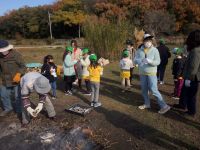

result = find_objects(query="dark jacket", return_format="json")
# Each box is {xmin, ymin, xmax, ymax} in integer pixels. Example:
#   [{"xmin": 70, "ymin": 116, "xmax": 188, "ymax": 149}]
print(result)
[
  {"xmin": 183, "ymin": 46, "xmax": 200, "ymax": 81},
  {"xmin": 41, "ymin": 62, "xmax": 57, "ymax": 82},
  {"xmin": 0, "ymin": 49, "xmax": 26, "ymax": 87},
  {"xmin": 172, "ymin": 57, "xmax": 185, "ymax": 79},
  {"xmin": 157, "ymin": 44, "xmax": 171, "ymax": 66}
]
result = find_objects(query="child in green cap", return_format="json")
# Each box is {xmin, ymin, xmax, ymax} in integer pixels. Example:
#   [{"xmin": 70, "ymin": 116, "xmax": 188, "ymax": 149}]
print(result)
[
  {"xmin": 88, "ymin": 54, "xmax": 103, "ymax": 107},
  {"xmin": 80, "ymin": 48, "xmax": 91, "ymax": 95},
  {"xmin": 171, "ymin": 47, "xmax": 185, "ymax": 100},
  {"xmin": 63, "ymin": 46, "xmax": 78, "ymax": 95},
  {"xmin": 120, "ymin": 50, "xmax": 133, "ymax": 92}
]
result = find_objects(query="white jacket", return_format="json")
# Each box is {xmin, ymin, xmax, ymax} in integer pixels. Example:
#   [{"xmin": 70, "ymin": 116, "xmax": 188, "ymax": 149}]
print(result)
[
  {"xmin": 120, "ymin": 58, "xmax": 133, "ymax": 71},
  {"xmin": 80, "ymin": 55, "xmax": 90, "ymax": 77}
]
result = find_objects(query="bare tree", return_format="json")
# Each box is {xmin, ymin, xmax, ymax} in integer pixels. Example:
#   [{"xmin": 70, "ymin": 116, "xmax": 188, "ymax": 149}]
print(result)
[{"xmin": 144, "ymin": 10, "xmax": 176, "ymax": 36}]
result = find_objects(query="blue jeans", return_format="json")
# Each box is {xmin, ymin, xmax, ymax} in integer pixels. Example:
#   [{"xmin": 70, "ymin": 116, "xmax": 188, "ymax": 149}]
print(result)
[
  {"xmin": 140, "ymin": 75, "xmax": 167, "ymax": 109},
  {"xmin": 50, "ymin": 81, "xmax": 57, "ymax": 97},
  {"xmin": 0, "ymin": 85, "xmax": 22, "ymax": 113}
]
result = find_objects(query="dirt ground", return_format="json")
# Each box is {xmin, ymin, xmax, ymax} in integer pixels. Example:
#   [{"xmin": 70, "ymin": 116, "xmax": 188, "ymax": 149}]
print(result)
[{"xmin": 0, "ymin": 48, "xmax": 200, "ymax": 150}]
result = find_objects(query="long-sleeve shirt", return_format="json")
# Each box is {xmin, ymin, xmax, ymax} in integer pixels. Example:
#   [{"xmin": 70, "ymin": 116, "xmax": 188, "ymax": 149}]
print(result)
[
  {"xmin": 80, "ymin": 55, "xmax": 90, "ymax": 77},
  {"xmin": 120, "ymin": 58, "xmax": 133, "ymax": 71},
  {"xmin": 172, "ymin": 56, "xmax": 185, "ymax": 79},
  {"xmin": 134, "ymin": 46, "xmax": 160, "ymax": 76},
  {"xmin": 88, "ymin": 65, "xmax": 103, "ymax": 83},
  {"xmin": 63, "ymin": 54, "xmax": 77, "ymax": 76},
  {"xmin": 183, "ymin": 46, "xmax": 200, "ymax": 81},
  {"xmin": 41, "ymin": 62, "xmax": 57, "ymax": 82},
  {"xmin": 157, "ymin": 44, "xmax": 171, "ymax": 66},
  {"xmin": 20, "ymin": 72, "xmax": 47, "ymax": 108}
]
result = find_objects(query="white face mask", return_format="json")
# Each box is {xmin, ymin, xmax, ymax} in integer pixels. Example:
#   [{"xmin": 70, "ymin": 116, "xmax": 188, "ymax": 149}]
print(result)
[
  {"xmin": 144, "ymin": 41, "xmax": 152, "ymax": 48},
  {"xmin": 1, "ymin": 51, "xmax": 9, "ymax": 55}
]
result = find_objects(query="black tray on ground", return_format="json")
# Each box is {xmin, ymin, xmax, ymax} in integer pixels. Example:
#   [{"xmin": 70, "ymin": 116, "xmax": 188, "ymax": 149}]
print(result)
[{"xmin": 65, "ymin": 103, "xmax": 93, "ymax": 116}]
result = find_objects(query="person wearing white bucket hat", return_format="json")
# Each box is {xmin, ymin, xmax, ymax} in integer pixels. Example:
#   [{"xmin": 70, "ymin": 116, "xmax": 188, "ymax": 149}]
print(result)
[
  {"xmin": 0, "ymin": 40, "xmax": 26, "ymax": 117},
  {"xmin": 134, "ymin": 34, "xmax": 170, "ymax": 114},
  {"xmin": 20, "ymin": 72, "xmax": 56, "ymax": 124}
]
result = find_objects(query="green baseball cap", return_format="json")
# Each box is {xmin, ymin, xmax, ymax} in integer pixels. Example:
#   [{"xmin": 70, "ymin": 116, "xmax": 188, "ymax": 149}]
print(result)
[
  {"xmin": 123, "ymin": 50, "xmax": 129, "ymax": 57},
  {"xmin": 159, "ymin": 38, "xmax": 165, "ymax": 44},
  {"xmin": 176, "ymin": 48, "xmax": 183, "ymax": 55},
  {"xmin": 66, "ymin": 46, "xmax": 73, "ymax": 52},
  {"xmin": 82, "ymin": 48, "xmax": 89, "ymax": 54},
  {"xmin": 89, "ymin": 54, "xmax": 97, "ymax": 61}
]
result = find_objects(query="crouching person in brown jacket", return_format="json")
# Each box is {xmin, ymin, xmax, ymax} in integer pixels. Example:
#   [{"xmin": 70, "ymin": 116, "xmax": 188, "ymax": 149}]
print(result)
[
  {"xmin": 0, "ymin": 40, "xmax": 25, "ymax": 117},
  {"xmin": 20, "ymin": 72, "xmax": 56, "ymax": 124}
]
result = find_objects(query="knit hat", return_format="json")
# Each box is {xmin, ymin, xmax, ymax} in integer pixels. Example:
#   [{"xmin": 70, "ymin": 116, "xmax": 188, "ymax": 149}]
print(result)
[
  {"xmin": 159, "ymin": 38, "xmax": 165, "ymax": 44},
  {"xmin": 33, "ymin": 76, "xmax": 51, "ymax": 94},
  {"xmin": 65, "ymin": 46, "xmax": 73, "ymax": 52},
  {"xmin": 123, "ymin": 50, "xmax": 129, "ymax": 57},
  {"xmin": 89, "ymin": 54, "xmax": 97, "ymax": 61},
  {"xmin": 82, "ymin": 48, "xmax": 89, "ymax": 54},
  {"xmin": 143, "ymin": 34, "xmax": 154, "ymax": 41},
  {"xmin": 0, "ymin": 40, "xmax": 13, "ymax": 52}
]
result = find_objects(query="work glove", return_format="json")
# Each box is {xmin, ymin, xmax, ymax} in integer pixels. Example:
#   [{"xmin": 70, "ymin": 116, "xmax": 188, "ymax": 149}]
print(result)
[
  {"xmin": 142, "ymin": 58, "xmax": 147, "ymax": 64},
  {"xmin": 145, "ymin": 58, "xmax": 153, "ymax": 64},
  {"xmin": 185, "ymin": 79, "xmax": 191, "ymax": 87},
  {"xmin": 13, "ymin": 73, "xmax": 21, "ymax": 83},
  {"xmin": 27, "ymin": 107, "xmax": 37, "ymax": 117},
  {"xmin": 35, "ymin": 103, "xmax": 44, "ymax": 115}
]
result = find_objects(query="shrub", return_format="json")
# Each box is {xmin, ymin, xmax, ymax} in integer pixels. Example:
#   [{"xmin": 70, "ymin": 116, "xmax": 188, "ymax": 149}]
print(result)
[{"xmin": 83, "ymin": 16, "xmax": 133, "ymax": 60}]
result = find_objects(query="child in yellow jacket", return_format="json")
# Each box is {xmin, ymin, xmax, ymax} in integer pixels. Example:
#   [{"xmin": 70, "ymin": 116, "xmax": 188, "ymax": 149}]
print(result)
[{"xmin": 88, "ymin": 54, "xmax": 103, "ymax": 107}]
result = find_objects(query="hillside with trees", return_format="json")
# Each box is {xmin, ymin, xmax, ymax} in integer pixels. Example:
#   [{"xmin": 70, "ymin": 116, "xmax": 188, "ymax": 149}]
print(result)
[{"xmin": 0, "ymin": 0, "xmax": 199, "ymax": 39}]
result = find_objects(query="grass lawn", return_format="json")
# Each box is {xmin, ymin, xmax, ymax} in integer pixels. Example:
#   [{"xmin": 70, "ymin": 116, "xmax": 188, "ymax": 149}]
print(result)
[{"xmin": 0, "ymin": 47, "xmax": 199, "ymax": 150}]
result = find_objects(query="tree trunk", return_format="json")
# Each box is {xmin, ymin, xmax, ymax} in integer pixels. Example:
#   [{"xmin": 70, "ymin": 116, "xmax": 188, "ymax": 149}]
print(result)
[{"xmin": 78, "ymin": 24, "xmax": 81, "ymax": 38}]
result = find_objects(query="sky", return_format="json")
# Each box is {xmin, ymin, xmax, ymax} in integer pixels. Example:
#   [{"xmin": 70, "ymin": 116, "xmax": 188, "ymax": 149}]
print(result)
[{"xmin": 0, "ymin": 0, "xmax": 55, "ymax": 16}]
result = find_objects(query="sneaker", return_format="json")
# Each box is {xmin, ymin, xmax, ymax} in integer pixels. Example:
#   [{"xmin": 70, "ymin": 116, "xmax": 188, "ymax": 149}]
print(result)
[
  {"xmin": 159, "ymin": 81, "xmax": 164, "ymax": 85},
  {"xmin": 94, "ymin": 102, "xmax": 102, "ymax": 108},
  {"xmin": 65, "ymin": 91, "xmax": 72, "ymax": 95},
  {"xmin": 121, "ymin": 90, "xmax": 125, "ymax": 93},
  {"xmin": 138, "ymin": 104, "xmax": 150, "ymax": 110},
  {"xmin": 91, "ymin": 101, "xmax": 95, "ymax": 107},
  {"xmin": 82, "ymin": 92, "xmax": 92, "ymax": 96},
  {"xmin": 126, "ymin": 87, "xmax": 131, "ymax": 91},
  {"xmin": 0, "ymin": 110, "xmax": 12, "ymax": 117},
  {"xmin": 158, "ymin": 105, "xmax": 171, "ymax": 114},
  {"xmin": 52, "ymin": 96, "xmax": 56, "ymax": 100},
  {"xmin": 72, "ymin": 81, "xmax": 78, "ymax": 85},
  {"xmin": 172, "ymin": 96, "xmax": 180, "ymax": 100}
]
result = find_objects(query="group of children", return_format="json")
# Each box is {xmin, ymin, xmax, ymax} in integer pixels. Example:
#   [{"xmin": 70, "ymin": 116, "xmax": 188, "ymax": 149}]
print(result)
[
  {"xmin": 119, "ymin": 39, "xmax": 187, "ymax": 102},
  {"xmin": 41, "ymin": 40, "xmax": 103, "ymax": 108},
  {"xmin": 40, "ymin": 38, "xmax": 187, "ymax": 111}
]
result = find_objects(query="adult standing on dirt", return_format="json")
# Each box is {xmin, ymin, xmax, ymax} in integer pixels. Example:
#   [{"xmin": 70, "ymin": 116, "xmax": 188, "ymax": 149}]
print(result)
[
  {"xmin": 134, "ymin": 34, "xmax": 171, "ymax": 114},
  {"xmin": 0, "ymin": 40, "xmax": 26, "ymax": 117},
  {"xmin": 21, "ymin": 72, "xmax": 56, "ymax": 124},
  {"xmin": 174, "ymin": 30, "xmax": 200, "ymax": 116},
  {"xmin": 157, "ymin": 38, "xmax": 171, "ymax": 85}
]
